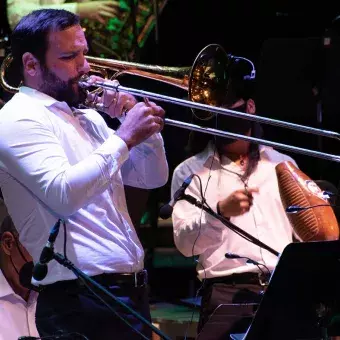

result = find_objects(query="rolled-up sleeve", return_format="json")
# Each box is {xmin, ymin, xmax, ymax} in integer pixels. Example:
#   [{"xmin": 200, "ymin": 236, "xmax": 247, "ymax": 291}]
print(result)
[{"xmin": 120, "ymin": 132, "xmax": 169, "ymax": 189}]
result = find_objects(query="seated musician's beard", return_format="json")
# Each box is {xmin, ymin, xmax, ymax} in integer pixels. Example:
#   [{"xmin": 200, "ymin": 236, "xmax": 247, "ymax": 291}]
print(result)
[
  {"xmin": 39, "ymin": 65, "xmax": 88, "ymax": 107},
  {"xmin": 215, "ymin": 115, "xmax": 252, "ymax": 147}
]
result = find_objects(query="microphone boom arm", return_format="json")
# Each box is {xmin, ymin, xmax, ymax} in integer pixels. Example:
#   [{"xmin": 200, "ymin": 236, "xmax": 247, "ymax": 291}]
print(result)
[{"xmin": 181, "ymin": 194, "xmax": 280, "ymax": 257}]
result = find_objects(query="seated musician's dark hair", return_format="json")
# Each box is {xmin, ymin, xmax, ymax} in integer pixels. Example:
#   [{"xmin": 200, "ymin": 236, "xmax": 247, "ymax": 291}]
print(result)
[
  {"xmin": 222, "ymin": 55, "xmax": 256, "ymax": 106},
  {"xmin": 10, "ymin": 9, "xmax": 80, "ymax": 78}
]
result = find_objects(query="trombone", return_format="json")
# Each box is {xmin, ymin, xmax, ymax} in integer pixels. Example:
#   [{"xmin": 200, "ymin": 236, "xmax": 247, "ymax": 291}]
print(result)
[{"xmin": 1, "ymin": 44, "xmax": 340, "ymax": 162}]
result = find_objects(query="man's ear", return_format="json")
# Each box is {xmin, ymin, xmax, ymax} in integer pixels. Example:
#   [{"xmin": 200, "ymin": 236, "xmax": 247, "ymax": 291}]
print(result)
[
  {"xmin": 246, "ymin": 98, "xmax": 256, "ymax": 114},
  {"xmin": 1, "ymin": 231, "xmax": 15, "ymax": 256},
  {"xmin": 22, "ymin": 52, "xmax": 41, "ymax": 77}
]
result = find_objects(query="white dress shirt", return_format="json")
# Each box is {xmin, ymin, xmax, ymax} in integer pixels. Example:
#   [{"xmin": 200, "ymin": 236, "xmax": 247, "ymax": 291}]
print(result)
[
  {"xmin": 171, "ymin": 142, "xmax": 296, "ymax": 280},
  {"xmin": 0, "ymin": 86, "xmax": 168, "ymax": 285},
  {"xmin": 0, "ymin": 270, "xmax": 39, "ymax": 340},
  {"xmin": 7, "ymin": 0, "xmax": 79, "ymax": 30}
]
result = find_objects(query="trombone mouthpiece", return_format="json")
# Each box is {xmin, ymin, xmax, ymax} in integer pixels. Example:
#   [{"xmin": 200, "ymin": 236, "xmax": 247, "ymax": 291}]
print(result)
[{"xmin": 78, "ymin": 75, "xmax": 91, "ymax": 88}]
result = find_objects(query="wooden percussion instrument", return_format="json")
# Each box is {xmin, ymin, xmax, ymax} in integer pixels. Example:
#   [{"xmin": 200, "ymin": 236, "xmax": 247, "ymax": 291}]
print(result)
[{"xmin": 276, "ymin": 161, "xmax": 339, "ymax": 241}]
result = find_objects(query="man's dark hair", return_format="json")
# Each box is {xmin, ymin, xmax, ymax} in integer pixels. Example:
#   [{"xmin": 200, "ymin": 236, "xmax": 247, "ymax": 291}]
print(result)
[
  {"xmin": 10, "ymin": 9, "xmax": 80, "ymax": 77},
  {"xmin": 222, "ymin": 56, "xmax": 256, "ymax": 106}
]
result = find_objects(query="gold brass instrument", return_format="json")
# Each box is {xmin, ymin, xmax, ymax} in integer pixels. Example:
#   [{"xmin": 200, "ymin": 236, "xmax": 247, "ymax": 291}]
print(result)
[
  {"xmin": 1, "ymin": 44, "xmax": 340, "ymax": 163},
  {"xmin": 1, "ymin": 44, "xmax": 230, "ymax": 115},
  {"xmin": 0, "ymin": 53, "xmax": 17, "ymax": 93},
  {"xmin": 85, "ymin": 54, "xmax": 190, "ymax": 90}
]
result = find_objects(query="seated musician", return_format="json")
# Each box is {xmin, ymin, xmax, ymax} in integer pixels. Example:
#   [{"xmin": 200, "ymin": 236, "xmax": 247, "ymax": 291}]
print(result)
[
  {"xmin": 171, "ymin": 55, "xmax": 298, "ymax": 337},
  {"xmin": 0, "ymin": 198, "xmax": 40, "ymax": 340}
]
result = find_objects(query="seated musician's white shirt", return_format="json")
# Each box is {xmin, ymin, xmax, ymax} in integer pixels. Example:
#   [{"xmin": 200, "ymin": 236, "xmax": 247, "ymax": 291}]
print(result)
[
  {"xmin": 0, "ymin": 270, "xmax": 39, "ymax": 340},
  {"xmin": 172, "ymin": 142, "xmax": 297, "ymax": 280}
]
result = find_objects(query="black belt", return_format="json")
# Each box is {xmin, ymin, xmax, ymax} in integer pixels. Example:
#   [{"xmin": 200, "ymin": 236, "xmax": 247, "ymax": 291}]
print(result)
[
  {"xmin": 39, "ymin": 269, "xmax": 148, "ymax": 291},
  {"xmin": 205, "ymin": 272, "xmax": 271, "ymax": 286}
]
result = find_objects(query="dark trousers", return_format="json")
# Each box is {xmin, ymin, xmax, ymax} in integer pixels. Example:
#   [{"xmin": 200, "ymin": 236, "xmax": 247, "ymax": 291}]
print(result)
[
  {"xmin": 35, "ymin": 274, "xmax": 152, "ymax": 340},
  {"xmin": 197, "ymin": 280, "xmax": 265, "ymax": 340}
]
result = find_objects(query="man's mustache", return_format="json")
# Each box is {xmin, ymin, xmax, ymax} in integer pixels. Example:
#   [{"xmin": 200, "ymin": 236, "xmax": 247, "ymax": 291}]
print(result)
[{"xmin": 70, "ymin": 73, "xmax": 86, "ymax": 84}]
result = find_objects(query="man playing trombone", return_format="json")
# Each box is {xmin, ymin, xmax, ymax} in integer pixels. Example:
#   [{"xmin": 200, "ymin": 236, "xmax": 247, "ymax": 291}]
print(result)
[
  {"xmin": 0, "ymin": 8, "xmax": 168, "ymax": 339},
  {"xmin": 171, "ymin": 55, "xmax": 298, "ymax": 338}
]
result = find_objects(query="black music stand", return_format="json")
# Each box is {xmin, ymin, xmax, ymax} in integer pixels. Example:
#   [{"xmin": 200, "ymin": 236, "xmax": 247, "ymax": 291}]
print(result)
[
  {"xmin": 196, "ymin": 303, "xmax": 258, "ymax": 340},
  {"xmin": 240, "ymin": 240, "xmax": 340, "ymax": 340},
  {"xmin": 230, "ymin": 335, "xmax": 246, "ymax": 340}
]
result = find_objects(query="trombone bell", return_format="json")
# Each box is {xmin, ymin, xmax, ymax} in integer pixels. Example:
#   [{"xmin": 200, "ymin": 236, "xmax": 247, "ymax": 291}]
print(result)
[{"xmin": 84, "ymin": 44, "xmax": 231, "ymax": 122}]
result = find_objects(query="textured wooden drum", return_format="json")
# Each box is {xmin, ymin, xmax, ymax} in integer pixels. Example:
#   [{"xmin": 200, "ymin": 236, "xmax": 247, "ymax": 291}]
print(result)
[{"xmin": 276, "ymin": 161, "xmax": 339, "ymax": 241}]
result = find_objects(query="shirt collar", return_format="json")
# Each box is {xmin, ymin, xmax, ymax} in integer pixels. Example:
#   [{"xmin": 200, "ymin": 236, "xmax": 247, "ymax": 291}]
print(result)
[
  {"xmin": 198, "ymin": 141, "xmax": 219, "ymax": 167},
  {"xmin": 19, "ymin": 86, "xmax": 74, "ymax": 115},
  {"xmin": 0, "ymin": 269, "xmax": 15, "ymax": 299}
]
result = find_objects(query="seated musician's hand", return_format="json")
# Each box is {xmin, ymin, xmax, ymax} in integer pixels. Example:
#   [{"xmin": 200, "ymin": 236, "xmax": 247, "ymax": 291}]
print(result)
[
  {"xmin": 77, "ymin": 1, "xmax": 124, "ymax": 25},
  {"xmin": 217, "ymin": 187, "xmax": 259, "ymax": 218}
]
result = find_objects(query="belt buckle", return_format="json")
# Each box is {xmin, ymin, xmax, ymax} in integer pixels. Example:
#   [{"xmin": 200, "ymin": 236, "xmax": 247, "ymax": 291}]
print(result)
[
  {"xmin": 134, "ymin": 272, "xmax": 138, "ymax": 288},
  {"xmin": 258, "ymin": 273, "xmax": 269, "ymax": 287},
  {"xmin": 134, "ymin": 270, "xmax": 148, "ymax": 288}
]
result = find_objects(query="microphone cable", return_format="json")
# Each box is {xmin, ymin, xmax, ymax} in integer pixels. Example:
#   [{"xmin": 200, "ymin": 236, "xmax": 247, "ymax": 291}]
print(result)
[
  {"xmin": 183, "ymin": 133, "xmax": 218, "ymax": 340},
  {"xmin": 225, "ymin": 253, "xmax": 271, "ymax": 277}
]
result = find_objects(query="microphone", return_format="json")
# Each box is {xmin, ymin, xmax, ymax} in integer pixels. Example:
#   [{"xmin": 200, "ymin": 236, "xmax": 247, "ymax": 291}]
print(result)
[
  {"xmin": 32, "ymin": 219, "xmax": 62, "ymax": 281},
  {"xmin": 225, "ymin": 252, "xmax": 261, "ymax": 266},
  {"xmin": 323, "ymin": 190, "xmax": 339, "ymax": 197},
  {"xmin": 285, "ymin": 187, "xmax": 340, "ymax": 213},
  {"xmin": 285, "ymin": 204, "xmax": 339, "ymax": 214},
  {"xmin": 159, "ymin": 174, "xmax": 195, "ymax": 219}
]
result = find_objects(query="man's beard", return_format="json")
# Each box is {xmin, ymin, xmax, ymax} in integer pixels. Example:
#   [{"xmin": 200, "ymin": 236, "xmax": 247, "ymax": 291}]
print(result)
[
  {"xmin": 38, "ymin": 66, "xmax": 87, "ymax": 107},
  {"xmin": 214, "ymin": 103, "xmax": 252, "ymax": 146}
]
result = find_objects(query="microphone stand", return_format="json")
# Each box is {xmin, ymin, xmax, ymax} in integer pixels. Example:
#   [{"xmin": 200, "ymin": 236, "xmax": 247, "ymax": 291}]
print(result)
[
  {"xmin": 179, "ymin": 194, "xmax": 280, "ymax": 257},
  {"xmin": 48, "ymin": 252, "xmax": 171, "ymax": 340}
]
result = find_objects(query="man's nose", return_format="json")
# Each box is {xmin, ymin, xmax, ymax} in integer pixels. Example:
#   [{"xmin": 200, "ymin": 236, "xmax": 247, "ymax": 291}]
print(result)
[{"xmin": 78, "ymin": 56, "xmax": 91, "ymax": 74}]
